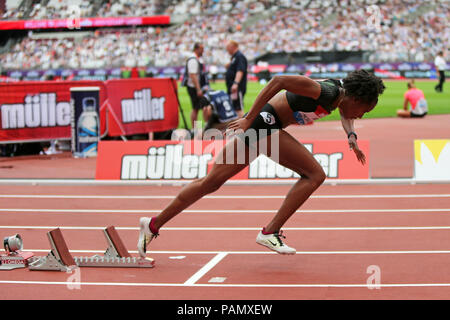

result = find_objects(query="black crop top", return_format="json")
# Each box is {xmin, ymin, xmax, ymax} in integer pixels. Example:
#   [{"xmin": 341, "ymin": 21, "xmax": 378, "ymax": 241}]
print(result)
[{"xmin": 286, "ymin": 79, "xmax": 342, "ymax": 125}]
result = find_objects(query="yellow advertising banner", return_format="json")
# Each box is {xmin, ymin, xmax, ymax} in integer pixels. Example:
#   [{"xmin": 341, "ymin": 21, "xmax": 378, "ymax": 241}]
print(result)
[{"xmin": 414, "ymin": 140, "xmax": 450, "ymax": 180}]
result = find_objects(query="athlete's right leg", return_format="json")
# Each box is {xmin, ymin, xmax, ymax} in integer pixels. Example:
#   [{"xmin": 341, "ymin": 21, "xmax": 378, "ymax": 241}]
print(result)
[{"xmin": 138, "ymin": 137, "xmax": 250, "ymax": 256}]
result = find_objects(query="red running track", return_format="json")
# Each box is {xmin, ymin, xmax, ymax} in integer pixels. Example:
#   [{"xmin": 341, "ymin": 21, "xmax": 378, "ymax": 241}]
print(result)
[{"xmin": 1, "ymin": 183, "xmax": 450, "ymax": 300}]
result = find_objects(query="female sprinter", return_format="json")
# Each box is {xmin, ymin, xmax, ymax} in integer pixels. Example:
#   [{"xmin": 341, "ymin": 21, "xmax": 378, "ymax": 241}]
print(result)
[{"xmin": 138, "ymin": 69, "xmax": 385, "ymax": 255}]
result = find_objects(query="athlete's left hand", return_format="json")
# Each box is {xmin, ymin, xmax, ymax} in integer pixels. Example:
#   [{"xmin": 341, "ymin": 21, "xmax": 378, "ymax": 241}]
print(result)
[
  {"xmin": 226, "ymin": 117, "xmax": 251, "ymax": 136},
  {"xmin": 349, "ymin": 136, "xmax": 366, "ymax": 165}
]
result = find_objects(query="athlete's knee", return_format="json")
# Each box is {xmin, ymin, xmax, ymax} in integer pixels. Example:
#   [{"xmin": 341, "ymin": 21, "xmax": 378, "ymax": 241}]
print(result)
[{"xmin": 303, "ymin": 169, "xmax": 326, "ymax": 188}]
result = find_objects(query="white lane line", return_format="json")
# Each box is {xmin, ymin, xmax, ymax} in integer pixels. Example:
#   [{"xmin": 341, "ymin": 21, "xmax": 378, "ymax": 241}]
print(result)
[
  {"xmin": 1, "ymin": 208, "xmax": 450, "ymax": 214},
  {"xmin": 3, "ymin": 225, "xmax": 450, "ymax": 231},
  {"xmin": 0, "ymin": 177, "xmax": 449, "ymax": 185},
  {"xmin": 184, "ymin": 252, "xmax": 228, "ymax": 285},
  {"xmin": 1, "ymin": 280, "xmax": 450, "ymax": 288},
  {"xmin": 3, "ymin": 249, "xmax": 450, "ymax": 255},
  {"xmin": 0, "ymin": 194, "xmax": 450, "ymax": 199}
]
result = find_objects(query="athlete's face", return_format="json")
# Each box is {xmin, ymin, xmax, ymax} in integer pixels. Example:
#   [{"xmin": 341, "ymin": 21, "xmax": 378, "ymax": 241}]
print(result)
[{"xmin": 340, "ymin": 96, "xmax": 376, "ymax": 119}]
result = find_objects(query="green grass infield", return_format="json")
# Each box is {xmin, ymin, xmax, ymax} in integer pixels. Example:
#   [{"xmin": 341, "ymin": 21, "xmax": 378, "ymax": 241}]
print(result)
[{"xmin": 177, "ymin": 80, "xmax": 449, "ymax": 128}]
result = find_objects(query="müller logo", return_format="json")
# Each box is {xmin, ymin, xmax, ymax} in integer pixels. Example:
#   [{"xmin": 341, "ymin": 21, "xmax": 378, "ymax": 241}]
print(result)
[
  {"xmin": 1, "ymin": 93, "xmax": 71, "ymax": 129},
  {"xmin": 121, "ymin": 144, "xmax": 213, "ymax": 180},
  {"xmin": 121, "ymin": 89, "xmax": 166, "ymax": 124},
  {"xmin": 249, "ymin": 144, "xmax": 343, "ymax": 179}
]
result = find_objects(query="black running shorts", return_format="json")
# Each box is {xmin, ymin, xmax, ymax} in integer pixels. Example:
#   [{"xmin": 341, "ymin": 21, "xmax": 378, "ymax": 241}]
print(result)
[{"xmin": 238, "ymin": 103, "xmax": 283, "ymax": 146}]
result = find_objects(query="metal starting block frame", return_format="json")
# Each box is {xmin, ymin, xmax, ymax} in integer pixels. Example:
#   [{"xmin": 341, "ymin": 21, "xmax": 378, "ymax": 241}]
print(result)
[{"xmin": 29, "ymin": 226, "xmax": 154, "ymax": 271}]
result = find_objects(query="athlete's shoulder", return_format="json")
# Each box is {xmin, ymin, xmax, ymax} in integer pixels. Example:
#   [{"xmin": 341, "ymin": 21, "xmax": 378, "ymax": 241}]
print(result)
[
  {"xmin": 317, "ymin": 79, "xmax": 341, "ymax": 110},
  {"xmin": 321, "ymin": 78, "xmax": 343, "ymax": 88}
]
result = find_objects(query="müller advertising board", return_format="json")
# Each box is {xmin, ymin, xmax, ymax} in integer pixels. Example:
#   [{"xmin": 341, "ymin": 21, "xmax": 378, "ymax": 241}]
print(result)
[
  {"xmin": 95, "ymin": 140, "xmax": 370, "ymax": 180},
  {"xmin": 0, "ymin": 81, "xmax": 105, "ymax": 143},
  {"xmin": 0, "ymin": 78, "xmax": 179, "ymax": 143}
]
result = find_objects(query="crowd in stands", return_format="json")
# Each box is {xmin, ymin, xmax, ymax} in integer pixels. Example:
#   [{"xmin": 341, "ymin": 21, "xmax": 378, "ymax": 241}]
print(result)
[
  {"xmin": 1, "ymin": 0, "xmax": 178, "ymax": 20},
  {"xmin": 0, "ymin": 0, "xmax": 448, "ymax": 70}
]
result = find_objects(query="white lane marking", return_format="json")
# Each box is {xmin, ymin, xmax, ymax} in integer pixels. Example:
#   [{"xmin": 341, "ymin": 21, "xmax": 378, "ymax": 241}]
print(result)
[
  {"xmin": 1, "ymin": 208, "xmax": 450, "ymax": 214},
  {"xmin": 1, "ymin": 280, "xmax": 450, "ymax": 288},
  {"xmin": 3, "ymin": 249, "xmax": 450, "ymax": 255},
  {"xmin": 0, "ymin": 194, "xmax": 449, "ymax": 199},
  {"xmin": 208, "ymin": 277, "xmax": 227, "ymax": 283},
  {"xmin": 3, "ymin": 225, "xmax": 450, "ymax": 231},
  {"xmin": 184, "ymin": 252, "xmax": 228, "ymax": 285},
  {"xmin": 0, "ymin": 177, "xmax": 449, "ymax": 185}
]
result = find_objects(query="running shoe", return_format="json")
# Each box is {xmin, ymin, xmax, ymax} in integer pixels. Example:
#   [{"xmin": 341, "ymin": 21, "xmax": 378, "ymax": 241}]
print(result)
[
  {"xmin": 137, "ymin": 217, "xmax": 159, "ymax": 258},
  {"xmin": 256, "ymin": 229, "xmax": 296, "ymax": 255}
]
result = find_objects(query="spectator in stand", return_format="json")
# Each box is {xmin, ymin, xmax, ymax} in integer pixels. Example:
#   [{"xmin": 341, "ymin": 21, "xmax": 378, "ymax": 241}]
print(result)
[
  {"xmin": 0, "ymin": 0, "xmax": 448, "ymax": 69},
  {"xmin": 397, "ymin": 80, "xmax": 428, "ymax": 118},
  {"xmin": 225, "ymin": 40, "xmax": 247, "ymax": 118},
  {"xmin": 434, "ymin": 51, "xmax": 447, "ymax": 93}
]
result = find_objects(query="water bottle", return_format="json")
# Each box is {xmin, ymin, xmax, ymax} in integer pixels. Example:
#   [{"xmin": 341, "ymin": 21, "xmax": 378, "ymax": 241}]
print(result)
[{"xmin": 77, "ymin": 97, "xmax": 99, "ymax": 157}]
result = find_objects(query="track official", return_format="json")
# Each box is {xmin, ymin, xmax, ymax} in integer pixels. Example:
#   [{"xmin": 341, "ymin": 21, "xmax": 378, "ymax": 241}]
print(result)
[{"xmin": 225, "ymin": 40, "xmax": 247, "ymax": 118}]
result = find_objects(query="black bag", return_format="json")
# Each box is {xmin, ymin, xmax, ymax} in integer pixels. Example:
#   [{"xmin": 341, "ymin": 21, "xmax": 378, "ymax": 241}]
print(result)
[{"xmin": 0, "ymin": 143, "xmax": 44, "ymax": 157}]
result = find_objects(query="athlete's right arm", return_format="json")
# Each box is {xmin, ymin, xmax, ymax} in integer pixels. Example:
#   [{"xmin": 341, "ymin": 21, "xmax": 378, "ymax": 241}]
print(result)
[{"xmin": 227, "ymin": 76, "xmax": 320, "ymax": 132}]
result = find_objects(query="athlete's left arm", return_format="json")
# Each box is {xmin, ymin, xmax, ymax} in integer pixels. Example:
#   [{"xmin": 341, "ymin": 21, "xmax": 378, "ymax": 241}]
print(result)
[{"xmin": 340, "ymin": 111, "xmax": 366, "ymax": 165}]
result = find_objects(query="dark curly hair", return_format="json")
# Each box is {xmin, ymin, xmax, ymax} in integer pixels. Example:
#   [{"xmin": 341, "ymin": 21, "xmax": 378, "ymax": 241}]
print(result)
[{"xmin": 343, "ymin": 70, "xmax": 386, "ymax": 105}]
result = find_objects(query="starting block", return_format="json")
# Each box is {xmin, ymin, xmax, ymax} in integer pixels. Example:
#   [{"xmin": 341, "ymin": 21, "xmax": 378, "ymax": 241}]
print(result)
[
  {"xmin": 29, "ymin": 228, "xmax": 78, "ymax": 271},
  {"xmin": 29, "ymin": 226, "xmax": 154, "ymax": 271}
]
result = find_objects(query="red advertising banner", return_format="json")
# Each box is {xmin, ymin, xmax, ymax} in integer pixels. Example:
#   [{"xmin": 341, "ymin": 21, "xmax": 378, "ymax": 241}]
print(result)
[
  {"xmin": 0, "ymin": 78, "xmax": 179, "ymax": 142},
  {"xmin": 0, "ymin": 81, "xmax": 106, "ymax": 143},
  {"xmin": 105, "ymin": 78, "xmax": 179, "ymax": 136},
  {"xmin": 96, "ymin": 140, "xmax": 370, "ymax": 180},
  {"xmin": 0, "ymin": 15, "xmax": 170, "ymax": 31}
]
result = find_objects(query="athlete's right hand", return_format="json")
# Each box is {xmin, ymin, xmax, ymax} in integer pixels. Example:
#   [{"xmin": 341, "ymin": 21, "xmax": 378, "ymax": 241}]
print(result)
[{"xmin": 225, "ymin": 117, "xmax": 251, "ymax": 136}]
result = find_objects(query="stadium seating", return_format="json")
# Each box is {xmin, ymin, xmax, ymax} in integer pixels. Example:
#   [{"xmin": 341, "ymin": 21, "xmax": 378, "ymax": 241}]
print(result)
[{"xmin": 0, "ymin": 0, "xmax": 448, "ymax": 69}]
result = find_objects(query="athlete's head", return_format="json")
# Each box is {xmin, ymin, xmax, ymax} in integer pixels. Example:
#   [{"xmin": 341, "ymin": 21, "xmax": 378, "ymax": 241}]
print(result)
[
  {"xmin": 340, "ymin": 69, "xmax": 385, "ymax": 119},
  {"xmin": 407, "ymin": 79, "xmax": 416, "ymax": 89}
]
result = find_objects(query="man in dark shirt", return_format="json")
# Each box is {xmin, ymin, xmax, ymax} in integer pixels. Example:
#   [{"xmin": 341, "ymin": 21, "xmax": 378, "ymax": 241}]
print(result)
[{"xmin": 225, "ymin": 40, "xmax": 247, "ymax": 118}]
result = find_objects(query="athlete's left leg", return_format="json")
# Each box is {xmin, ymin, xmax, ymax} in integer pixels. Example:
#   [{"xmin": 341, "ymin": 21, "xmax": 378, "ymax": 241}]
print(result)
[
  {"xmin": 137, "ymin": 137, "xmax": 250, "ymax": 257},
  {"xmin": 262, "ymin": 130, "xmax": 326, "ymax": 234},
  {"xmin": 255, "ymin": 130, "xmax": 326, "ymax": 254}
]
